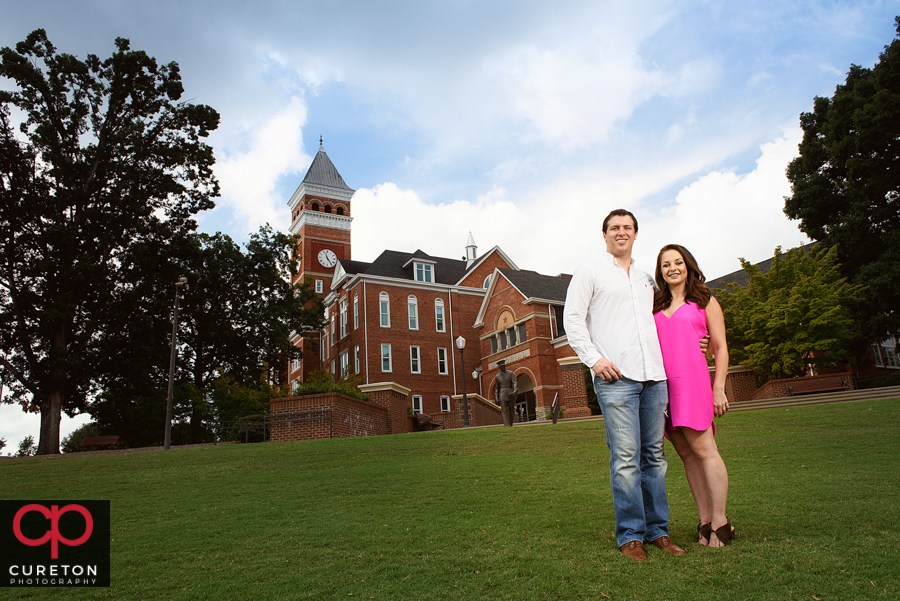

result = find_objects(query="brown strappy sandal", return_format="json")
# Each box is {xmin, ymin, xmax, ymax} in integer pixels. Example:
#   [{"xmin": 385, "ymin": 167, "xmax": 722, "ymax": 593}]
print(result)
[
  {"xmin": 711, "ymin": 521, "xmax": 735, "ymax": 546},
  {"xmin": 698, "ymin": 521, "xmax": 712, "ymax": 545}
]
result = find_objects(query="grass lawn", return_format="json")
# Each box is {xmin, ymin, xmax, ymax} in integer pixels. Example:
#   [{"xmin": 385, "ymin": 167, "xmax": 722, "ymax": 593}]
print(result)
[{"xmin": 2, "ymin": 398, "xmax": 899, "ymax": 600}]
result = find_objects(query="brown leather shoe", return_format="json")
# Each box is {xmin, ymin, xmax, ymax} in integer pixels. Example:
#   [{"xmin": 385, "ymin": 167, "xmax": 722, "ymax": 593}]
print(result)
[
  {"xmin": 620, "ymin": 540, "xmax": 647, "ymax": 561},
  {"xmin": 649, "ymin": 536, "xmax": 688, "ymax": 556}
]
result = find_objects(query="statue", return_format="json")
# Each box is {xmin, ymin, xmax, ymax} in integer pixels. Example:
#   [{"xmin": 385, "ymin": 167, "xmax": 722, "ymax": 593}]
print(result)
[{"xmin": 493, "ymin": 360, "xmax": 518, "ymax": 427}]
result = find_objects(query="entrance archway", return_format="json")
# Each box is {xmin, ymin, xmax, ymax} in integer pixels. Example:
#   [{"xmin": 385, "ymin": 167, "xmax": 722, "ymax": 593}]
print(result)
[{"xmin": 515, "ymin": 373, "xmax": 536, "ymax": 422}]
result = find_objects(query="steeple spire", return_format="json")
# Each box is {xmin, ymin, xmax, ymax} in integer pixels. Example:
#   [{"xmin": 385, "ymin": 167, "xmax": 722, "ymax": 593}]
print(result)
[{"xmin": 465, "ymin": 231, "xmax": 477, "ymax": 268}]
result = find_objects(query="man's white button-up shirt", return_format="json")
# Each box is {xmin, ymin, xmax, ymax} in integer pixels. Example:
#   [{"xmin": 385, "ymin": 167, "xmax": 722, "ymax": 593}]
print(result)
[{"xmin": 563, "ymin": 252, "xmax": 666, "ymax": 382}]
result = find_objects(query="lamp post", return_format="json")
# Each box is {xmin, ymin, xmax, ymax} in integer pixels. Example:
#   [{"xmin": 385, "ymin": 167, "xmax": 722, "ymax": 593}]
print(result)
[
  {"xmin": 455, "ymin": 336, "xmax": 470, "ymax": 427},
  {"xmin": 164, "ymin": 276, "xmax": 188, "ymax": 450}
]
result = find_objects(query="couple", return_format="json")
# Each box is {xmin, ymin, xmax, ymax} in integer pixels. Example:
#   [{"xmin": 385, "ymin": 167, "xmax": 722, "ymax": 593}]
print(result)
[{"xmin": 563, "ymin": 209, "xmax": 733, "ymax": 561}]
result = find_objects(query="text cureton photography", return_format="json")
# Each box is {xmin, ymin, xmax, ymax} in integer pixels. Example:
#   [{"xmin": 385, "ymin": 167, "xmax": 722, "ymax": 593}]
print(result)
[{"xmin": 1, "ymin": 500, "xmax": 110, "ymax": 588}]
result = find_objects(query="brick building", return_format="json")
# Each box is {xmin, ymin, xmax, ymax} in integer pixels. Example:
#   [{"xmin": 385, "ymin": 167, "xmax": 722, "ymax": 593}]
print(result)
[{"xmin": 285, "ymin": 143, "xmax": 591, "ymax": 426}]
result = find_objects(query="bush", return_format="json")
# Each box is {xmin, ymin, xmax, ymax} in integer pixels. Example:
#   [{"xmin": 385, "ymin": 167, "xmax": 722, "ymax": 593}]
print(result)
[
  {"xmin": 61, "ymin": 423, "xmax": 102, "ymax": 454},
  {"xmin": 292, "ymin": 370, "xmax": 368, "ymax": 401}
]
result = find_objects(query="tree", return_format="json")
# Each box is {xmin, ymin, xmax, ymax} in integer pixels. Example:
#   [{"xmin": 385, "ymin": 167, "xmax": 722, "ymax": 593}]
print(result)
[
  {"xmin": 0, "ymin": 30, "xmax": 219, "ymax": 454},
  {"xmin": 16, "ymin": 435, "xmax": 37, "ymax": 457},
  {"xmin": 784, "ymin": 16, "xmax": 900, "ymax": 346},
  {"xmin": 88, "ymin": 227, "xmax": 325, "ymax": 447},
  {"xmin": 716, "ymin": 245, "xmax": 860, "ymax": 380}
]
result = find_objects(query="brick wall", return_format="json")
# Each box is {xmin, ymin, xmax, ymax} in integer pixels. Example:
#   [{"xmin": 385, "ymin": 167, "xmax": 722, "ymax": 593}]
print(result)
[
  {"xmin": 270, "ymin": 393, "xmax": 387, "ymax": 441},
  {"xmin": 749, "ymin": 372, "xmax": 855, "ymax": 400}
]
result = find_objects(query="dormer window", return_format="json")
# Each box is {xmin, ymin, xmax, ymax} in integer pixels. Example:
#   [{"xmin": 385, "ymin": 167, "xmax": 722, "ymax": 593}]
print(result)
[{"xmin": 415, "ymin": 262, "xmax": 433, "ymax": 283}]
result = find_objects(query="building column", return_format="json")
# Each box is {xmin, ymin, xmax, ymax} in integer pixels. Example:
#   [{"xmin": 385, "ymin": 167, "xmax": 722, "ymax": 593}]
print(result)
[
  {"xmin": 359, "ymin": 382, "xmax": 412, "ymax": 435},
  {"xmin": 558, "ymin": 356, "xmax": 591, "ymax": 419}
]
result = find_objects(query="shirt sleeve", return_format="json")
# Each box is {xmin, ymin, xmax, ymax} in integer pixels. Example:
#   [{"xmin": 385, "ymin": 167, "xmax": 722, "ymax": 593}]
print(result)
[{"xmin": 563, "ymin": 263, "xmax": 602, "ymax": 369}]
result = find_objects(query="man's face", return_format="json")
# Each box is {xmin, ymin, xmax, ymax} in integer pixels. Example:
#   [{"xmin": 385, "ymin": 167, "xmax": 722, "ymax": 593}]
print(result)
[{"xmin": 602, "ymin": 215, "xmax": 638, "ymax": 257}]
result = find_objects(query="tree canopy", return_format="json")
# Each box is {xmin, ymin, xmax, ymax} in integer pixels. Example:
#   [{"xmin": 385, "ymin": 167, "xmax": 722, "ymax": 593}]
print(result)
[
  {"xmin": 784, "ymin": 16, "xmax": 900, "ymax": 345},
  {"xmin": 715, "ymin": 245, "xmax": 860, "ymax": 380},
  {"xmin": 89, "ymin": 227, "xmax": 325, "ymax": 448},
  {"xmin": 0, "ymin": 29, "xmax": 219, "ymax": 453}
]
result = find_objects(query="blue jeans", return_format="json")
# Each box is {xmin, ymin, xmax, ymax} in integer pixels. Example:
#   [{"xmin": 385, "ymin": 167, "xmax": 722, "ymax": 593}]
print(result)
[{"xmin": 594, "ymin": 376, "xmax": 670, "ymax": 547}]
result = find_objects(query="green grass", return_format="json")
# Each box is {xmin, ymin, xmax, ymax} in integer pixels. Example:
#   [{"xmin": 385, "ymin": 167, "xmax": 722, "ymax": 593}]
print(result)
[{"xmin": 2, "ymin": 398, "xmax": 899, "ymax": 600}]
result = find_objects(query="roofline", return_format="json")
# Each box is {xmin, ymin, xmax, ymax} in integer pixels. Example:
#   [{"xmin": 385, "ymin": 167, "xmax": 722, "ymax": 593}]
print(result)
[
  {"xmin": 455, "ymin": 245, "xmax": 519, "ymax": 286},
  {"xmin": 324, "ymin": 272, "xmax": 488, "ymax": 306}
]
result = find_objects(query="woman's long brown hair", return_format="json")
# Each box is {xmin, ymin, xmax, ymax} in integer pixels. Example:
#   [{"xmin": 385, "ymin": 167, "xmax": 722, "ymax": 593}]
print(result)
[{"xmin": 653, "ymin": 244, "xmax": 711, "ymax": 313}]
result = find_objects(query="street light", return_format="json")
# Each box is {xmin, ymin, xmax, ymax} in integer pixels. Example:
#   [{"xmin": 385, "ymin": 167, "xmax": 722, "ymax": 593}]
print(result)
[
  {"xmin": 164, "ymin": 276, "xmax": 188, "ymax": 450},
  {"xmin": 455, "ymin": 335, "xmax": 470, "ymax": 427}
]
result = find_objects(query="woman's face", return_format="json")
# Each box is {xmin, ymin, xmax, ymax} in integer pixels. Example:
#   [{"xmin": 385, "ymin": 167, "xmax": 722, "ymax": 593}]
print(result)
[{"xmin": 659, "ymin": 249, "xmax": 687, "ymax": 288}]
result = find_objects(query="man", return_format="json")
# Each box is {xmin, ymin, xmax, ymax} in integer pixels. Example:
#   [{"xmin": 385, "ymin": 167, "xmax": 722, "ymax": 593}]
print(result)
[
  {"xmin": 563, "ymin": 209, "xmax": 687, "ymax": 561},
  {"xmin": 493, "ymin": 360, "xmax": 518, "ymax": 427}
]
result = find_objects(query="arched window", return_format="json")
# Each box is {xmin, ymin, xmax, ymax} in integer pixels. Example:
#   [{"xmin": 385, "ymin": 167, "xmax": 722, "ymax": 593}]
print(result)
[
  {"xmin": 434, "ymin": 298, "xmax": 445, "ymax": 332},
  {"xmin": 379, "ymin": 292, "xmax": 390, "ymax": 327},
  {"xmin": 324, "ymin": 205, "xmax": 332, "ymax": 214},
  {"xmin": 408, "ymin": 295, "xmax": 418, "ymax": 330},
  {"xmin": 312, "ymin": 202, "xmax": 319, "ymax": 211},
  {"xmin": 483, "ymin": 275, "xmax": 492, "ymax": 289},
  {"xmin": 336, "ymin": 206, "xmax": 344, "ymax": 215}
]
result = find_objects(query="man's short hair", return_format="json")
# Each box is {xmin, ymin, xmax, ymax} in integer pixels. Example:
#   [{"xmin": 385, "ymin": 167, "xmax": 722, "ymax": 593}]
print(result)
[{"xmin": 602, "ymin": 209, "xmax": 638, "ymax": 233}]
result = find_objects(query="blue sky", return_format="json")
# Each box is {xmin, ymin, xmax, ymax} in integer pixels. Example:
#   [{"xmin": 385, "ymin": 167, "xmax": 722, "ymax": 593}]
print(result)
[{"xmin": 2, "ymin": 0, "xmax": 898, "ymax": 451}]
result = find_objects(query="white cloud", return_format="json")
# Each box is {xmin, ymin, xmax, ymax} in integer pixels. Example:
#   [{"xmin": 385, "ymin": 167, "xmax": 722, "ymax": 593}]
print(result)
[
  {"xmin": 203, "ymin": 96, "xmax": 309, "ymax": 236},
  {"xmin": 639, "ymin": 125, "xmax": 810, "ymax": 279}
]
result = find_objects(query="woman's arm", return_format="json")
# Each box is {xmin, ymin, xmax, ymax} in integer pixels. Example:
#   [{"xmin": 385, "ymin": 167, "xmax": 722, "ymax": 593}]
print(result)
[{"xmin": 706, "ymin": 296, "xmax": 730, "ymax": 417}]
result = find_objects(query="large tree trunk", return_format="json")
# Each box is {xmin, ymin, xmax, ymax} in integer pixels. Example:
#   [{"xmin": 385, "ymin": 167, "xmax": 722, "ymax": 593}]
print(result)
[
  {"xmin": 37, "ymin": 329, "xmax": 67, "ymax": 455},
  {"xmin": 37, "ymin": 389, "xmax": 62, "ymax": 455}
]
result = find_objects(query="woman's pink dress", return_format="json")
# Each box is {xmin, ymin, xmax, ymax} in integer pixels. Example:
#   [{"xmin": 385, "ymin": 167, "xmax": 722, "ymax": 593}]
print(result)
[{"xmin": 654, "ymin": 301, "xmax": 714, "ymax": 433}]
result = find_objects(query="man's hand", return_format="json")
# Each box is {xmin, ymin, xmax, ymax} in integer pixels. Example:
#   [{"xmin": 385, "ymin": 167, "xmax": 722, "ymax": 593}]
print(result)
[
  {"xmin": 591, "ymin": 358, "xmax": 622, "ymax": 382},
  {"xmin": 699, "ymin": 335, "xmax": 710, "ymax": 357}
]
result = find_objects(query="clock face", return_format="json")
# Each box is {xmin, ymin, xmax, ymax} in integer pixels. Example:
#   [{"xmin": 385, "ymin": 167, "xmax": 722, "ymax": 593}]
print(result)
[{"xmin": 318, "ymin": 249, "xmax": 338, "ymax": 268}]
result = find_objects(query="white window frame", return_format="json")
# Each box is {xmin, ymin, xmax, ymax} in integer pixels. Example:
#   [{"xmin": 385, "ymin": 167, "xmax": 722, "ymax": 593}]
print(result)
[
  {"xmin": 381, "ymin": 343, "xmax": 392, "ymax": 372},
  {"xmin": 339, "ymin": 299, "xmax": 347, "ymax": 339},
  {"xmin": 415, "ymin": 263, "xmax": 433, "ymax": 283},
  {"xmin": 873, "ymin": 344, "xmax": 884, "ymax": 367},
  {"xmin": 437, "ymin": 347, "xmax": 448, "ymax": 375},
  {"xmin": 353, "ymin": 294, "xmax": 359, "ymax": 330},
  {"xmin": 315, "ymin": 279, "xmax": 323, "ymax": 294},
  {"xmin": 410, "ymin": 345, "xmax": 421, "ymax": 374},
  {"xmin": 408, "ymin": 295, "xmax": 418, "ymax": 330},
  {"xmin": 379, "ymin": 292, "xmax": 390, "ymax": 328},
  {"xmin": 412, "ymin": 395, "xmax": 423, "ymax": 414},
  {"xmin": 339, "ymin": 350, "xmax": 349, "ymax": 378},
  {"xmin": 354, "ymin": 345, "xmax": 360, "ymax": 374},
  {"xmin": 435, "ymin": 298, "xmax": 445, "ymax": 332},
  {"xmin": 885, "ymin": 345, "xmax": 899, "ymax": 368},
  {"xmin": 440, "ymin": 395, "xmax": 451, "ymax": 412}
]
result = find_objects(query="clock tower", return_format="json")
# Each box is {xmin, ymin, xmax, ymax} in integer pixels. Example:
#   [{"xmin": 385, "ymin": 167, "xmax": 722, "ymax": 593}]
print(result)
[
  {"xmin": 287, "ymin": 137, "xmax": 354, "ymax": 296},
  {"xmin": 287, "ymin": 138, "xmax": 354, "ymax": 386}
]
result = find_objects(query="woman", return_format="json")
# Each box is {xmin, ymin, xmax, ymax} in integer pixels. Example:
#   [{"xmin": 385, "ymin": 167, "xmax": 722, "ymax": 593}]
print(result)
[{"xmin": 653, "ymin": 244, "xmax": 734, "ymax": 547}]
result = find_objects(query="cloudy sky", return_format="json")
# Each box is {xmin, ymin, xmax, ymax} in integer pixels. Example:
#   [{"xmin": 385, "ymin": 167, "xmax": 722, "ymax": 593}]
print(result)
[{"xmin": 2, "ymin": 0, "xmax": 898, "ymax": 452}]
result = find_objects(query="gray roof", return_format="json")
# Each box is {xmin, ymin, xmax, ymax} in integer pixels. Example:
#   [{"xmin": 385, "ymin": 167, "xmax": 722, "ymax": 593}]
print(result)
[
  {"xmin": 707, "ymin": 242, "xmax": 818, "ymax": 291},
  {"xmin": 337, "ymin": 259, "xmax": 372, "ymax": 275},
  {"xmin": 342, "ymin": 250, "xmax": 469, "ymax": 285},
  {"xmin": 303, "ymin": 145, "xmax": 352, "ymax": 190},
  {"xmin": 499, "ymin": 268, "xmax": 570, "ymax": 303}
]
